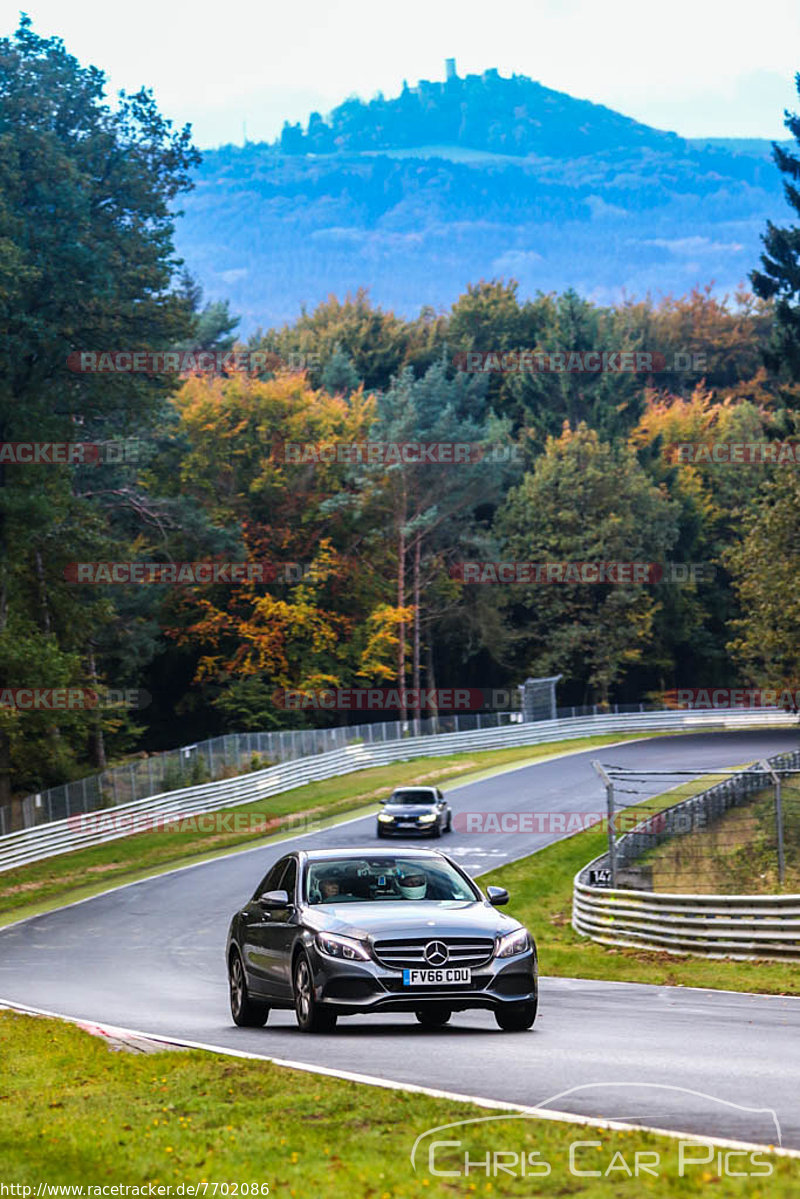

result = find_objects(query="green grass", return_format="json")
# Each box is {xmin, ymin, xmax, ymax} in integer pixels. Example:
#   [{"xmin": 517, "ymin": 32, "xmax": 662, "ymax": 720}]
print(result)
[
  {"xmin": 0, "ymin": 1010, "xmax": 795, "ymax": 1195},
  {"xmin": 484, "ymin": 777, "xmax": 800, "ymax": 996},
  {"xmin": 0, "ymin": 734, "xmax": 650, "ymax": 926}
]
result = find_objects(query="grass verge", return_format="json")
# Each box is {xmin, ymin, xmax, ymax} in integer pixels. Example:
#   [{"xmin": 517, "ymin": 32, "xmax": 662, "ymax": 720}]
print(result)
[
  {"xmin": 484, "ymin": 776, "xmax": 800, "ymax": 996},
  {"xmin": 0, "ymin": 1010, "xmax": 795, "ymax": 1195},
  {"xmin": 0, "ymin": 734, "xmax": 651, "ymax": 926}
]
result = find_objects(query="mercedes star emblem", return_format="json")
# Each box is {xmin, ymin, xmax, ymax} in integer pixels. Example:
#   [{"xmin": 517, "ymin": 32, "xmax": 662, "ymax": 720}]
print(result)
[{"xmin": 423, "ymin": 940, "xmax": 449, "ymax": 966}]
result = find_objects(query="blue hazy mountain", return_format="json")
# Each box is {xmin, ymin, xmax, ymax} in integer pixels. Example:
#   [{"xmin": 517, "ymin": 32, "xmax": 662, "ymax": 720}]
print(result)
[{"xmin": 174, "ymin": 66, "xmax": 792, "ymax": 331}]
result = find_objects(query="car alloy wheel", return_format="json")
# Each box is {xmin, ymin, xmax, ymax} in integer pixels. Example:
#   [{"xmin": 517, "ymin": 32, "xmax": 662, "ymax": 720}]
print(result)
[
  {"xmin": 229, "ymin": 950, "xmax": 270, "ymax": 1028},
  {"xmin": 293, "ymin": 952, "xmax": 337, "ymax": 1033}
]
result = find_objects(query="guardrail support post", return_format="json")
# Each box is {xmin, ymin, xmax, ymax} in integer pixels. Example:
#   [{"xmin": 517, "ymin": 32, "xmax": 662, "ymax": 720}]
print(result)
[
  {"xmin": 592, "ymin": 760, "xmax": 616, "ymax": 886},
  {"xmin": 762, "ymin": 759, "xmax": 786, "ymax": 886}
]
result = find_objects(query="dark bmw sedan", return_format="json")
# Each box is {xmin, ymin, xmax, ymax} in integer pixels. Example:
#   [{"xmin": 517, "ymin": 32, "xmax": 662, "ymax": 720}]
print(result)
[
  {"xmin": 376, "ymin": 785, "xmax": 452, "ymax": 837},
  {"xmin": 226, "ymin": 847, "xmax": 537, "ymax": 1033}
]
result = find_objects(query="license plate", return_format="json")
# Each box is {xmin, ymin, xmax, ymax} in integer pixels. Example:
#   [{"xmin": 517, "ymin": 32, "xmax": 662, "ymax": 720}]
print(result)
[
  {"xmin": 402, "ymin": 967, "xmax": 471, "ymax": 986},
  {"xmin": 397, "ymin": 821, "xmax": 416, "ymax": 827}
]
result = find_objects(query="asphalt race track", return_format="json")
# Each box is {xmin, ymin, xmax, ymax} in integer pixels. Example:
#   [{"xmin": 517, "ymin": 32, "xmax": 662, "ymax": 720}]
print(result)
[{"xmin": 2, "ymin": 731, "xmax": 800, "ymax": 1148}]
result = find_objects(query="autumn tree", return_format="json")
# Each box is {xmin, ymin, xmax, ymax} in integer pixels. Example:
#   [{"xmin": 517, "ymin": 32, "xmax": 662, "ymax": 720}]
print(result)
[
  {"xmin": 496, "ymin": 423, "xmax": 678, "ymax": 702},
  {"xmin": 329, "ymin": 358, "xmax": 518, "ymax": 720},
  {"xmin": 725, "ymin": 471, "xmax": 800, "ymax": 691}
]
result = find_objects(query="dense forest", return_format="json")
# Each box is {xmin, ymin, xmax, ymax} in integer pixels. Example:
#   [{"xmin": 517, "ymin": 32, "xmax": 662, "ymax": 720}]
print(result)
[{"xmin": 4, "ymin": 20, "xmax": 800, "ymax": 804}]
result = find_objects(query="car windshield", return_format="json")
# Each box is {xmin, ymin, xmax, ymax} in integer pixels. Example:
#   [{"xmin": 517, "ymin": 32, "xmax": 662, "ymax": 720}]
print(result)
[
  {"xmin": 305, "ymin": 857, "xmax": 477, "ymax": 904},
  {"xmin": 389, "ymin": 790, "xmax": 435, "ymax": 805}
]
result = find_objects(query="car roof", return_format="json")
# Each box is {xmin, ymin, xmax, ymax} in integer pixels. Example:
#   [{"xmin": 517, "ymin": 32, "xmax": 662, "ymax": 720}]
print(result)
[
  {"xmin": 299, "ymin": 846, "xmax": 446, "ymax": 862},
  {"xmin": 389, "ymin": 785, "xmax": 438, "ymax": 793}
]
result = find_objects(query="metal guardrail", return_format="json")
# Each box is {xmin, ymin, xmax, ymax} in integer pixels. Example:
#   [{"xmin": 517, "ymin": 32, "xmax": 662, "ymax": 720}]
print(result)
[
  {"xmin": 0, "ymin": 707, "xmax": 795, "ymax": 875},
  {"xmin": 4, "ymin": 699, "xmax": 658, "ymax": 836},
  {"xmin": 573, "ymin": 747, "xmax": 800, "ymax": 961},
  {"xmin": 3, "ymin": 712, "xmax": 529, "ymax": 834}
]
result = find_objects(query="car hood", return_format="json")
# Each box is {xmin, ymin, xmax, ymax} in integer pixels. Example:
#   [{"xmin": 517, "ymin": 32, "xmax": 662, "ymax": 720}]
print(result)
[
  {"xmin": 382, "ymin": 803, "xmax": 437, "ymax": 816},
  {"xmin": 304, "ymin": 900, "xmax": 521, "ymax": 939}
]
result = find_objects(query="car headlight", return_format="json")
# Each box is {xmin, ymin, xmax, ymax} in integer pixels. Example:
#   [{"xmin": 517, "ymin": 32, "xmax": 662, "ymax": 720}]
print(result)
[
  {"xmin": 377, "ymin": 812, "xmax": 395, "ymax": 823},
  {"xmin": 315, "ymin": 933, "xmax": 371, "ymax": 961},
  {"xmin": 496, "ymin": 928, "xmax": 530, "ymax": 958},
  {"xmin": 418, "ymin": 812, "xmax": 437, "ymax": 823}
]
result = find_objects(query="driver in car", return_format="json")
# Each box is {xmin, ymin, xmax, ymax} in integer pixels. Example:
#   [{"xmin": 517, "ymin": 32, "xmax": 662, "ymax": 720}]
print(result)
[
  {"xmin": 396, "ymin": 867, "xmax": 428, "ymax": 899},
  {"xmin": 320, "ymin": 877, "xmax": 341, "ymax": 900}
]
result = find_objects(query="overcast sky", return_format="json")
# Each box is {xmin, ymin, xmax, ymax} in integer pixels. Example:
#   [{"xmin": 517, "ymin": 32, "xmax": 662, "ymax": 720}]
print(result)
[{"xmin": 5, "ymin": 0, "xmax": 800, "ymax": 147}]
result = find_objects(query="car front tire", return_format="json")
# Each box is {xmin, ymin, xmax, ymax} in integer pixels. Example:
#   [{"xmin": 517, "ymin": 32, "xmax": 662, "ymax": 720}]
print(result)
[
  {"xmin": 494, "ymin": 997, "xmax": 537, "ymax": 1031},
  {"xmin": 293, "ymin": 952, "xmax": 338, "ymax": 1033},
  {"xmin": 229, "ymin": 949, "xmax": 270, "ymax": 1028}
]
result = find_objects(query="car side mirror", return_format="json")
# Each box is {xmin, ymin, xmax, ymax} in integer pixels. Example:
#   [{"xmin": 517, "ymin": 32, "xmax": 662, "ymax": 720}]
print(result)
[
  {"xmin": 379, "ymin": 797, "xmax": 388, "ymax": 804},
  {"xmin": 259, "ymin": 889, "xmax": 290, "ymax": 908},
  {"xmin": 486, "ymin": 886, "xmax": 509, "ymax": 906}
]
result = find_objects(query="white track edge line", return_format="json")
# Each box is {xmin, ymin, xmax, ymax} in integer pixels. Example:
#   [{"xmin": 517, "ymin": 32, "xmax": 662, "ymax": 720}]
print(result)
[{"xmin": 1, "ymin": 997, "xmax": 797, "ymax": 1158}]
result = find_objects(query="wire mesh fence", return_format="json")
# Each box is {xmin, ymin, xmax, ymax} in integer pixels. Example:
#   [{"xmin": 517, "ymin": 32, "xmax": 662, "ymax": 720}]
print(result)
[
  {"xmin": 594, "ymin": 750, "xmax": 800, "ymax": 894},
  {"xmin": 0, "ymin": 710, "xmax": 526, "ymax": 834},
  {"xmin": 1, "ymin": 697, "xmax": 660, "ymax": 837}
]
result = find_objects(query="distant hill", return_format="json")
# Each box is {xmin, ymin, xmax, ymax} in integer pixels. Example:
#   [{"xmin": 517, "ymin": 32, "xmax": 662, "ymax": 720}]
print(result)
[
  {"xmin": 173, "ymin": 66, "xmax": 792, "ymax": 332},
  {"xmin": 275, "ymin": 68, "xmax": 683, "ymax": 158}
]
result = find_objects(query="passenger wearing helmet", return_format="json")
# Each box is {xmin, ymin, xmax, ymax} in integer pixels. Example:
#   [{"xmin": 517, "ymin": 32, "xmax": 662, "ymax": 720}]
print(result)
[{"xmin": 396, "ymin": 866, "xmax": 428, "ymax": 900}]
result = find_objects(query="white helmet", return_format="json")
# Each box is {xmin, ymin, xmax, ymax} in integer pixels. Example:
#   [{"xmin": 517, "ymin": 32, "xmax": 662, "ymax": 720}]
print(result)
[{"xmin": 397, "ymin": 867, "xmax": 427, "ymax": 900}]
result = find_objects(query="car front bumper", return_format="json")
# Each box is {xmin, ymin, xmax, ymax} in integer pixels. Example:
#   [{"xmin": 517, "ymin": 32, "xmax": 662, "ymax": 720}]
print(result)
[
  {"xmin": 309, "ymin": 944, "xmax": 537, "ymax": 1015},
  {"xmin": 376, "ymin": 820, "xmax": 439, "ymax": 836}
]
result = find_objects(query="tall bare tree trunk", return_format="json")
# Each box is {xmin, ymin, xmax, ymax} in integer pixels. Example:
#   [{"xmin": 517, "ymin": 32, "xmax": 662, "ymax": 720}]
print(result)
[
  {"xmin": 397, "ymin": 494, "xmax": 407, "ymax": 723},
  {"xmin": 0, "ymin": 451, "xmax": 10, "ymax": 810},
  {"xmin": 34, "ymin": 549, "xmax": 50, "ymax": 634},
  {"xmin": 87, "ymin": 643, "xmax": 106, "ymax": 770},
  {"xmin": 426, "ymin": 638, "xmax": 438, "ymax": 733},
  {"xmin": 412, "ymin": 535, "xmax": 421, "ymax": 726}
]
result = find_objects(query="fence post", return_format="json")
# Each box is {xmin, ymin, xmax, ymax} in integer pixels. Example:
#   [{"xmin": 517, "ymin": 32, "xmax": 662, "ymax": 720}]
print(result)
[
  {"xmin": 592, "ymin": 760, "xmax": 616, "ymax": 886},
  {"xmin": 762, "ymin": 759, "xmax": 786, "ymax": 886}
]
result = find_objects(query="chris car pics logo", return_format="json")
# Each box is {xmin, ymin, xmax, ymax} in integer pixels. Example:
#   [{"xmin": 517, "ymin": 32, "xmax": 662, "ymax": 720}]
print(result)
[{"xmin": 410, "ymin": 1085, "xmax": 780, "ymax": 1181}]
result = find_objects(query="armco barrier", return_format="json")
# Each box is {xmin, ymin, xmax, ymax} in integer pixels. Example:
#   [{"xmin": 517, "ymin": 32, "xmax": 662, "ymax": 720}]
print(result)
[
  {"xmin": 0, "ymin": 708, "xmax": 796, "ymax": 875},
  {"xmin": 573, "ymin": 746, "xmax": 800, "ymax": 961},
  {"xmin": 572, "ymin": 885, "xmax": 800, "ymax": 961}
]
